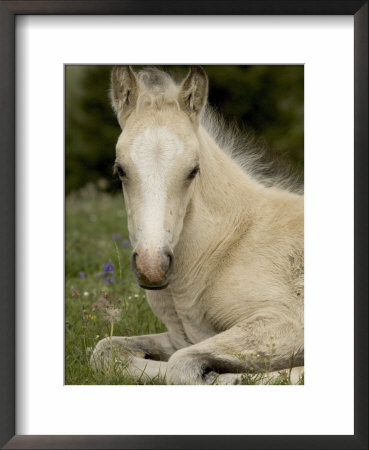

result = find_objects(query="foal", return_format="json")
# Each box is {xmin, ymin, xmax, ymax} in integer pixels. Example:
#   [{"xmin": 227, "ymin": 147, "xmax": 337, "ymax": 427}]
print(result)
[{"xmin": 91, "ymin": 66, "xmax": 304, "ymax": 384}]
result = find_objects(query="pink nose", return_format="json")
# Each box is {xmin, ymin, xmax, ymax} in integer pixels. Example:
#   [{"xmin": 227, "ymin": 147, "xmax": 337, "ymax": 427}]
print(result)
[{"xmin": 131, "ymin": 246, "xmax": 173, "ymax": 289}]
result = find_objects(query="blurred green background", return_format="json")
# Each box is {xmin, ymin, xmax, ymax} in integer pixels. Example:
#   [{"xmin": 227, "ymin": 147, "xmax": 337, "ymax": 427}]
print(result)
[{"xmin": 65, "ymin": 65, "xmax": 304, "ymax": 194}]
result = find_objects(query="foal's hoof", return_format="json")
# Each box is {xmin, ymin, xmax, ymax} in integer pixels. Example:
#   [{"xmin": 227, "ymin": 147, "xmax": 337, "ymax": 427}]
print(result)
[
  {"xmin": 90, "ymin": 337, "xmax": 145, "ymax": 372},
  {"xmin": 90, "ymin": 338, "xmax": 114, "ymax": 372}
]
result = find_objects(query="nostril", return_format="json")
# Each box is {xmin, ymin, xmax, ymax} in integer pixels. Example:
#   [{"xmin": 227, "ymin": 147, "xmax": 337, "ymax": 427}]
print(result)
[
  {"xmin": 162, "ymin": 249, "xmax": 174, "ymax": 272},
  {"xmin": 165, "ymin": 253, "xmax": 171, "ymax": 267},
  {"xmin": 131, "ymin": 251, "xmax": 138, "ymax": 270}
]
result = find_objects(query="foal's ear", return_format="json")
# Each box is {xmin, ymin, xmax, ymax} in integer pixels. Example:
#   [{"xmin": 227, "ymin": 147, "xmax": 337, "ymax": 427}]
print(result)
[
  {"xmin": 110, "ymin": 66, "xmax": 138, "ymax": 128},
  {"xmin": 178, "ymin": 66, "xmax": 208, "ymax": 125}
]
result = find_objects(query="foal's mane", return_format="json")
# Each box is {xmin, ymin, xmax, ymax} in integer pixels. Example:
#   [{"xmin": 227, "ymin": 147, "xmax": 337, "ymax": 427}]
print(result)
[{"xmin": 135, "ymin": 67, "xmax": 303, "ymax": 195}]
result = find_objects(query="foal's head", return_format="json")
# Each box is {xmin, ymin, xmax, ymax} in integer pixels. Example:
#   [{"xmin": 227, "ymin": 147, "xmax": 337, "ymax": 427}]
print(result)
[{"xmin": 111, "ymin": 66, "xmax": 208, "ymax": 289}]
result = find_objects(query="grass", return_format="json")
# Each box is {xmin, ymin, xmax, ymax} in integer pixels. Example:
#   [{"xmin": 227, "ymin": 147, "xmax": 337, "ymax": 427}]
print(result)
[
  {"xmin": 66, "ymin": 183, "xmax": 303, "ymax": 385},
  {"xmin": 65, "ymin": 183, "xmax": 166, "ymax": 385}
]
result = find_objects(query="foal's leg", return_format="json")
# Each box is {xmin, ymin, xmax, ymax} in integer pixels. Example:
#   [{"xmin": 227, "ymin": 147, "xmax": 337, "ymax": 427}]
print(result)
[
  {"xmin": 90, "ymin": 331, "xmax": 178, "ymax": 377},
  {"xmin": 121, "ymin": 356, "xmax": 168, "ymax": 383},
  {"xmin": 91, "ymin": 332, "xmax": 177, "ymax": 361},
  {"xmin": 90, "ymin": 290, "xmax": 191, "ymax": 382},
  {"xmin": 166, "ymin": 320, "xmax": 304, "ymax": 385},
  {"xmin": 90, "ymin": 333, "xmax": 176, "ymax": 383},
  {"xmin": 215, "ymin": 366, "xmax": 304, "ymax": 385}
]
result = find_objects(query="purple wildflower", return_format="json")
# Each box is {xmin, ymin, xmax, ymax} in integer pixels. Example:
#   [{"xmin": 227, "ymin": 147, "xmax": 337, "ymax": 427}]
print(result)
[
  {"xmin": 78, "ymin": 271, "xmax": 86, "ymax": 278},
  {"xmin": 104, "ymin": 277, "xmax": 115, "ymax": 284},
  {"xmin": 103, "ymin": 261, "xmax": 115, "ymax": 274},
  {"xmin": 111, "ymin": 233, "xmax": 122, "ymax": 242}
]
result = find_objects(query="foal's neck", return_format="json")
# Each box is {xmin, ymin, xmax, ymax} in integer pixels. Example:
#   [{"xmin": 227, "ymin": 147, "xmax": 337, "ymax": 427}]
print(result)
[
  {"xmin": 195, "ymin": 127, "xmax": 260, "ymax": 219},
  {"xmin": 174, "ymin": 128, "xmax": 259, "ymax": 267}
]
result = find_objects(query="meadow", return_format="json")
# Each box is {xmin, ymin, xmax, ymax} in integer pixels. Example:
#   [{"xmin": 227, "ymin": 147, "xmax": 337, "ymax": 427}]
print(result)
[
  {"xmin": 65, "ymin": 183, "xmax": 167, "ymax": 385},
  {"xmin": 65, "ymin": 183, "xmax": 303, "ymax": 385}
]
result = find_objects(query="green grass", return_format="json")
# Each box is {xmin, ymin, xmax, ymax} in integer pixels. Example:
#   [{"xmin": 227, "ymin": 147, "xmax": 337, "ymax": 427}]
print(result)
[
  {"xmin": 66, "ymin": 184, "xmax": 303, "ymax": 385},
  {"xmin": 65, "ymin": 184, "xmax": 166, "ymax": 384}
]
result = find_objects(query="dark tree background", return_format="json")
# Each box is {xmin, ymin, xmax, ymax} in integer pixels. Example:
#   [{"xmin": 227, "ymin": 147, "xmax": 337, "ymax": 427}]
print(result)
[{"xmin": 65, "ymin": 65, "xmax": 303, "ymax": 194}]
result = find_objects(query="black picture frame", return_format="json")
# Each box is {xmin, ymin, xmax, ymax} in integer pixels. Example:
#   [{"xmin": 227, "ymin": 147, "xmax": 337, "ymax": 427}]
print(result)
[{"xmin": 0, "ymin": 1, "xmax": 367, "ymax": 449}]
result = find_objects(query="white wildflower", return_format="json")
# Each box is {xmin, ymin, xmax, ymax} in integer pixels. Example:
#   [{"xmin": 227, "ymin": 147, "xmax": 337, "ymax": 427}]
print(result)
[{"xmin": 102, "ymin": 307, "xmax": 122, "ymax": 324}]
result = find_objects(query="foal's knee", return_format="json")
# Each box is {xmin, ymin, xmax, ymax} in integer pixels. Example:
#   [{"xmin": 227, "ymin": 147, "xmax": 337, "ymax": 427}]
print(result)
[
  {"xmin": 167, "ymin": 349, "xmax": 240, "ymax": 385},
  {"xmin": 167, "ymin": 349, "xmax": 205, "ymax": 384}
]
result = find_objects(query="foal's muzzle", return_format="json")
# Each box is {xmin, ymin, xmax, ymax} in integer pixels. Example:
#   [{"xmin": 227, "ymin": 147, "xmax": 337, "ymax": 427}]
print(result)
[{"xmin": 131, "ymin": 246, "xmax": 173, "ymax": 290}]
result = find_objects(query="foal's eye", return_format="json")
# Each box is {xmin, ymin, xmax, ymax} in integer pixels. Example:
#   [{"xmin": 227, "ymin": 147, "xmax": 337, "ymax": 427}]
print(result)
[
  {"xmin": 187, "ymin": 164, "xmax": 200, "ymax": 180},
  {"xmin": 114, "ymin": 165, "xmax": 126, "ymax": 179}
]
